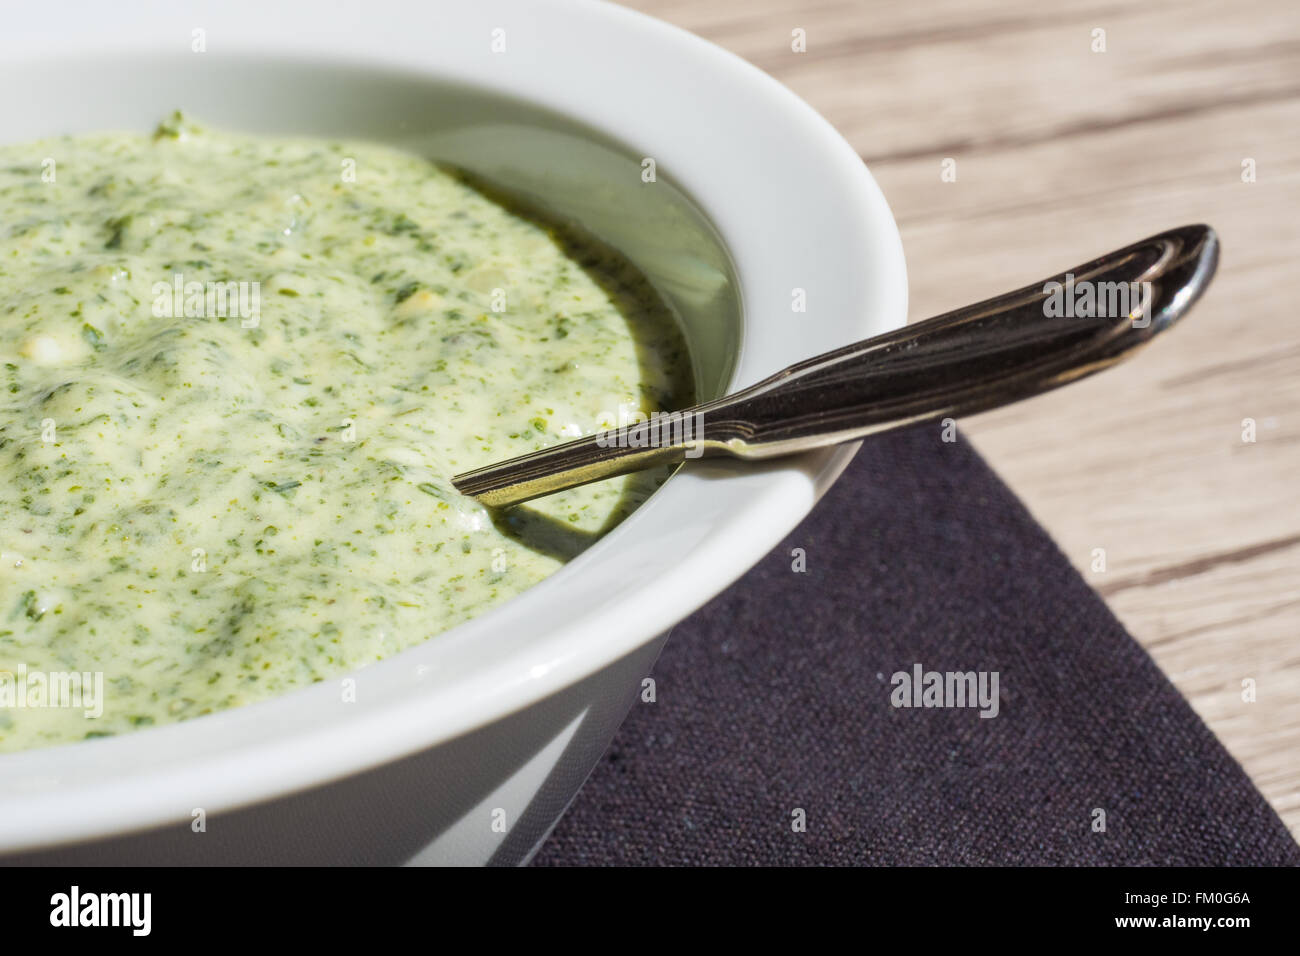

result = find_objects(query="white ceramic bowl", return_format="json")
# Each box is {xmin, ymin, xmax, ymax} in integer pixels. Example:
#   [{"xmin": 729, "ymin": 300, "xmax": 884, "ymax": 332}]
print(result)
[{"xmin": 0, "ymin": 0, "xmax": 906, "ymax": 865}]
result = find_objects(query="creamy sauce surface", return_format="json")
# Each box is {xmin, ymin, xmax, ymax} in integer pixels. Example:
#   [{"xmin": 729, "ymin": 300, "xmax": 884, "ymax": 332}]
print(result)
[{"xmin": 0, "ymin": 114, "xmax": 689, "ymax": 751}]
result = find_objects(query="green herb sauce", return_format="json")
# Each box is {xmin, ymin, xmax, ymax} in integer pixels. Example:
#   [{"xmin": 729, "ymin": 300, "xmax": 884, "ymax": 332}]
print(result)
[{"xmin": 0, "ymin": 114, "xmax": 690, "ymax": 751}]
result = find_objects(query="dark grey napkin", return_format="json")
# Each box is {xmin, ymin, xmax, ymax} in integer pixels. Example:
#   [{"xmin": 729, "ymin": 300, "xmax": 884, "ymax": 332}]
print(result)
[{"xmin": 533, "ymin": 427, "xmax": 1299, "ymax": 866}]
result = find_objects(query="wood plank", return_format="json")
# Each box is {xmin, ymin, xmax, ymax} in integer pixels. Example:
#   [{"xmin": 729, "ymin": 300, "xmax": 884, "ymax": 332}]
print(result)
[{"xmin": 621, "ymin": 0, "xmax": 1300, "ymax": 837}]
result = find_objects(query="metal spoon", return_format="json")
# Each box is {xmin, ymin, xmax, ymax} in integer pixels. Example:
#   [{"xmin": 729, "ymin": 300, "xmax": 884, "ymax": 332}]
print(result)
[{"xmin": 453, "ymin": 224, "xmax": 1218, "ymax": 508}]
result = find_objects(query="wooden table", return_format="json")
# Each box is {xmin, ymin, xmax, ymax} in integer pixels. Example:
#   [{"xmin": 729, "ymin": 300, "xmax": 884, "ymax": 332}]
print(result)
[{"xmin": 623, "ymin": 0, "xmax": 1300, "ymax": 837}]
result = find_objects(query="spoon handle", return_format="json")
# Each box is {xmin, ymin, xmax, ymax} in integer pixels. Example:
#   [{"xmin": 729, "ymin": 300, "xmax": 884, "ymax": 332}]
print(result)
[{"xmin": 453, "ymin": 224, "xmax": 1218, "ymax": 508}]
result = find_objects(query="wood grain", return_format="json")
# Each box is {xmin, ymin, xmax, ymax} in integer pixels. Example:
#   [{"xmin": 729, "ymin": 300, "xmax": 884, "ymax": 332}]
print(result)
[{"xmin": 621, "ymin": 0, "xmax": 1300, "ymax": 836}]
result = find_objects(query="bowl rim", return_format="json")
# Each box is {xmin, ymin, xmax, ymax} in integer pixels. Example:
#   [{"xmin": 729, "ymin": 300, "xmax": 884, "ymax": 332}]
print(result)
[{"xmin": 0, "ymin": 0, "xmax": 907, "ymax": 852}]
